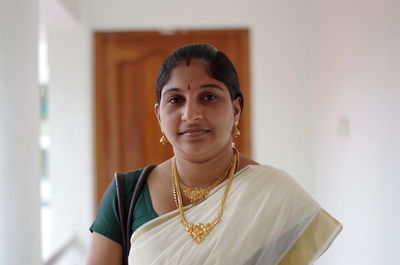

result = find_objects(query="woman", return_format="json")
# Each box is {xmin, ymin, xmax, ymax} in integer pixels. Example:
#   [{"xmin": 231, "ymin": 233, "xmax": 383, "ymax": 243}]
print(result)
[{"xmin": 87, "ymin": 43, "xmax": 342, "ymax": 265}]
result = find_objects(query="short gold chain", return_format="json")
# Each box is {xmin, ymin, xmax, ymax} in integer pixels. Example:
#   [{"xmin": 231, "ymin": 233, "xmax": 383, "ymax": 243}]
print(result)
[{"xmin": 171, "ymin": 148, "xmax": 239, "ymax": 243}]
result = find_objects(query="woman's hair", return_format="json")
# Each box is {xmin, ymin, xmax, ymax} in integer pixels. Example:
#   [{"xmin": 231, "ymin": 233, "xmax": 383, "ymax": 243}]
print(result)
[{"xmin": 156, "ymin": 43, "xmax": 244, "ymax": 110}]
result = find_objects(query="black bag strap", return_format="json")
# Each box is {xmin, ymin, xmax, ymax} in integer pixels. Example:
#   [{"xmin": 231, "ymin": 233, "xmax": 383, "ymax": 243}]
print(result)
[
  {"xmin": 114, "ymin": 172, "xmax": 128, "ymax": 265},
  {"xmin": 115, "ymin": 164, "xmax": 157, "ymax": 265},
  {"xmin": 126, "ymin": 164, "xmax": 157, "ymax": 252}
]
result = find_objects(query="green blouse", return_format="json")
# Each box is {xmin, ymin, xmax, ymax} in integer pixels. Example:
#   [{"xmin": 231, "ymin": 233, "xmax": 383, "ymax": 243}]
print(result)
[{"xmin": 89, "ymin": 168, "xmax": 159, "ymax": 244}]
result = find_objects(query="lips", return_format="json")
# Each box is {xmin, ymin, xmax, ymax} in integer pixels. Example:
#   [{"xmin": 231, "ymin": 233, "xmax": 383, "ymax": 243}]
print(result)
[{"xmin": 179, "ymin": 128, "xmax": 210, "ymax": 137}]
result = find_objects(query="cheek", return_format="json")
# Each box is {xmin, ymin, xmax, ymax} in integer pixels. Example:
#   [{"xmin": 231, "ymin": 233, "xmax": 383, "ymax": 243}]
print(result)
[
  {"xmin": 159, "ymin": 109, "xmax": 179, "ymax": 129},
  {"xmin": 213, "ymin": 109, "xmax": 234, "ymax": 133}
]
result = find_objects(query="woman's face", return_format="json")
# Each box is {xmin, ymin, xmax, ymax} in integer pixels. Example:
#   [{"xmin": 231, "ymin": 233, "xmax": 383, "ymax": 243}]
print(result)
[{"xmin": 155, "ymin": 58, "xmax": 241, "ymax": 161}]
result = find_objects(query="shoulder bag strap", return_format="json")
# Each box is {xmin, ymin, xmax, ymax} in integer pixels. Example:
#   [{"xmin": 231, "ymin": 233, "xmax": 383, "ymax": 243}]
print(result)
[
  {"xmin": 126, "ymin": 164, "xmax": 157, "ymax": 254},
  {"xmin": 115, "ymin": 164, "xmax": 157, "ymax": 264},
  {"xmin": 114, "ymin": 172, "xmax": 129, "ymax": 265}
]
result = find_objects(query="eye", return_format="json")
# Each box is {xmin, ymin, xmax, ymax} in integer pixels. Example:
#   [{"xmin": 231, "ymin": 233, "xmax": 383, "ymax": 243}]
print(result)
[
  {"xmin": 167, "ymin": 95, "xmax": 184, "ymax": 105},
  {"xmin": 202, "ymin": 94, "xmax": 217, "ymax": 102}
]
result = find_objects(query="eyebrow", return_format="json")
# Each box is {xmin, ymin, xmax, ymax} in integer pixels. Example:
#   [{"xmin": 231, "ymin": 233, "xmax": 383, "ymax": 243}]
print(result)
[
  {"xmin": 162, "ymin": 87, "xmax": 181, "ymax": 96},
  {"xmin": 199, "ymin": 84, "xmax": 224, "ymax": 91},
  {"xmin": 162, "ymin": 83, "xmax": 224, "ymax": 96}
]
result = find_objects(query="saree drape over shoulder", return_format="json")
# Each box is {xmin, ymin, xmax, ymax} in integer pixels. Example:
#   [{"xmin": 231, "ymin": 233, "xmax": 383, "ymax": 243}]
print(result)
[{"xmin": 129, "ymin": 165, "xmax": 342, "ymax": 265}]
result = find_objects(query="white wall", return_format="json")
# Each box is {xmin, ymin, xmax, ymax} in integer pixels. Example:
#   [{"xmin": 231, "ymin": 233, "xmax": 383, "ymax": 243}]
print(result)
[
  {"xmin": 88, "ymin": 0, "xmax": 314, "ymax": 189},
  {"xmin": 311, "ymin": 0, "xmax": 400, "ymax": 264},
  {"xmin": 42, "ymin": 0, "xmax": 93, "ymax": 263},
  {"xmin": 0, "ymin": 0, "xmax": 42, "ymax": 264}
]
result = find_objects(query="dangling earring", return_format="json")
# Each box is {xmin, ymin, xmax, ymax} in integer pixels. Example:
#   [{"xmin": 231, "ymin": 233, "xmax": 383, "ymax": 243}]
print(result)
[
  {"xmin": 231, "ymin": 121, "xmax": 240, "ymax": 148},
  {"xmin": 160, "ymin": 133, "xmax": 168, "ymax": 145},
  {"xmin": 232, "ymin": 121, "xmax": 241, "ymax": 139}
]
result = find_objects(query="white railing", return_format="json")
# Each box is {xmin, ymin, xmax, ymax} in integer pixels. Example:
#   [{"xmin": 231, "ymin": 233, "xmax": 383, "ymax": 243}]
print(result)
[{"xmin": 44, "ymin": 235, "xmax": 82, "ymax": 265}]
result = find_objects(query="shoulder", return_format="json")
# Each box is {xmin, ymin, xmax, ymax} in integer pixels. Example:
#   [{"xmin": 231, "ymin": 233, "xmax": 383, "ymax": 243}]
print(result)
[
  {"xmin": 123, "ymin": 168, "xmax": 145, "ymax": 184},
  {"xmin": 239, "ymin": 164, "xmax": 316, "ymax": 204},
  {"xmin": 97, "ymin": 167, "xmax": 147, "ymax": 205},
  {"xmin": 122, "ymin": 165, "xmax": 157, "ymax": 198},
  {"xmin": 242, "ymin": 164, "xmax": 295, "ymax": 183},
  {"xmin": 123, "ymin": 164, "xmax": 159, "ymax": 180},
  {"xmin": 238, "ymin": 152, "xmax": 259, "ymax": 170},
  {"xmin": 237, "ymin": 164, "xmax": 290, "ymax": 183}
]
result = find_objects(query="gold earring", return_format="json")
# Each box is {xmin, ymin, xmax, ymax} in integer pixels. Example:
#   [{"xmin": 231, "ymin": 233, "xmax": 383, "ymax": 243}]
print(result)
[
  {"xmin": 232, "ymin": 121, "xmax": 241, "ymax": 138},
  {"xmin": 160, "ymin": 133, "xmax": 168, "ymax": 145}
]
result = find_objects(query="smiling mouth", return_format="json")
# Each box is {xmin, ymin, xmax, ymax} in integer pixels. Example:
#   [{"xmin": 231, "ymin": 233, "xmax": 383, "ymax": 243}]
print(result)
[{"xmin": 179, "ymin": 128, "xmax": 210, "ymax": 137}]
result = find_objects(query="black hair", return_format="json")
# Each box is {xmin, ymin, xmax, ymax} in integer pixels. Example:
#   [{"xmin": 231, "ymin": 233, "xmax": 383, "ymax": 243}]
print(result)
[{"xmin": 156, "ymin": 43, "xmax": 244, "ymax": 110}]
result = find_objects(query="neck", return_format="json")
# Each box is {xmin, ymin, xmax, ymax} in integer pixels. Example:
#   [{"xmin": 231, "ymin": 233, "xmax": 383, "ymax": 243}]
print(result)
[{"xmin": 173, "ymin": 144, "xmax": 234, "ymax": 187}]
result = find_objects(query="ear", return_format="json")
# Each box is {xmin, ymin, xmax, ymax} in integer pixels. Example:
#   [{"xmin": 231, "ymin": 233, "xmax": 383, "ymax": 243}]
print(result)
[
  {"xmin": 232, "ymin": 97, "xmax": 242, "ymax": 123},
  {"xmin": 154, "ymin": 103, "xmax": 162, "ymax": 128}
]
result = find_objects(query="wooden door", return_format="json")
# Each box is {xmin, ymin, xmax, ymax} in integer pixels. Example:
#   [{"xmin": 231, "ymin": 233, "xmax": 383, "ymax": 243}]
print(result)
[{"xmin": 95, "ymin": 30, "xmax": 251, "ymax": 205}]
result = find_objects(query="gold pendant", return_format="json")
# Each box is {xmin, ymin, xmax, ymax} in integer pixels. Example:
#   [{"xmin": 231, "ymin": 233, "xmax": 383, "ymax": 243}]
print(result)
[
  {"xmin": 185, "ymin": 223, "xmax": 214, "ymax": 243},
  {"xmin": 181, "ymin": 186, "xmax": 210, "ymax": 205},
  {"xmin": 178, "ymin": 166, "xmax": 230, "ymax": 205}
]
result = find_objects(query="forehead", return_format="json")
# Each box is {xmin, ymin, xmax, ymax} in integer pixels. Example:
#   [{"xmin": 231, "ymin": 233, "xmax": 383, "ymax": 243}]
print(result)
[
  {"xmin": 168, "ymin": 58, "xmax": 212, "ymax": 82},
  {"xmin": 161, "ymin": 58, "xmax": 229, "ymax": 95}
]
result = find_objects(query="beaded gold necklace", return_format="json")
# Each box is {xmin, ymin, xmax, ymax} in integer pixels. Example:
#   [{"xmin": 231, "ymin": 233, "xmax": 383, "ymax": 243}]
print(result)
[{"xmin": 171, "ymin": 148, "xmax": 239, "ymax": 243}]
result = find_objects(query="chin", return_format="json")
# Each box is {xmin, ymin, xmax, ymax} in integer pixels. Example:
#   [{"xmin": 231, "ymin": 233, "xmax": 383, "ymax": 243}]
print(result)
[{"xmin": 173, "ymin": 141, "xmax": 229, "ymax": 160}]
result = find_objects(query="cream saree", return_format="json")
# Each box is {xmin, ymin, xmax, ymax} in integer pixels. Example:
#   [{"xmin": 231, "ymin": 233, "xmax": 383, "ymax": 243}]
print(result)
[{"xmin": 129, "ymin": 165, "xmax": 342, "ymax": 265}]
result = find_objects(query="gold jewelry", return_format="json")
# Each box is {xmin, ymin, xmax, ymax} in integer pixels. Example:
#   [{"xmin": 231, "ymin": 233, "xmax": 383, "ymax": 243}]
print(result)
[
  {"xmin": 178, "ymin": 166, "xmax": 230, "ymax": 205},
  {"xmin": 160, "ymin": 134, "xmax": 168, "ymax": 145},
  {"xmin": 171, "ymin": 148, "xmax": 239, "ymax": 244},
  {"xmin": 232, "ymin": 121, "xmax": 241, "ymax": 138}
]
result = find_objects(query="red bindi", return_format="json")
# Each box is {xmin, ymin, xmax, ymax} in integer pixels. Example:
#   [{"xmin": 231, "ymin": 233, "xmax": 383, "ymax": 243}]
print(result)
[
  {"xmin": 186, "ymin": 58, "xmax": 191, "ymax": 66},
  {"xmin": 187, "ymin": 84, "xmax": 191, "ymax": 90}
]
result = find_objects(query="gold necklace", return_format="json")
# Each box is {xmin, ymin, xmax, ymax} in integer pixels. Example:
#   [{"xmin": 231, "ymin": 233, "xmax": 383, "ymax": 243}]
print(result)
[
  {"xmin": 177, "ymin": 165, "xmax": 230, "ymax": 205},
  {"xmin": 171, "ymin": 148, "xmax": 239, "ymax": 244}
]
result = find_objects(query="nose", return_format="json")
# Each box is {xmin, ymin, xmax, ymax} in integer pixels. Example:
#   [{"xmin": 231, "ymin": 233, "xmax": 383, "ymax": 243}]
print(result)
[{"xmin": 181, "ymin": 99, "xmax": 203, "ymax": 122}]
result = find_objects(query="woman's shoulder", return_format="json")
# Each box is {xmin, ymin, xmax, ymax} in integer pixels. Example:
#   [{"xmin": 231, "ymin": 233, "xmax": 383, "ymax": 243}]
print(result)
[
  {"xmin": 237, "ymin": 152, "xmax": 298, "ymax": 185},
  {"xmin": 238, "ymin": 153, "xmax": 289, "ymax": 179},
  {"xmin": 247, "ymin": 164, "xmax": 290, "ymax": 176},
  {"xmin": 242, "ymin": 164, "xmax": 297, "ymax": 184},
  {"xmin": 242, "ymin": 164, "xmax": 313, "ymax": 197},
  {"xmin": 122, "ymin": 164, "xmax": 158, "ymax": 195},
  {"xmin": 237, "ymin": 164, "xmax": 320, "ymax": 212},
  {"xmin": 238, "ymin": 152, "xmax": 259, "ymax": 170},
  {"xmin": 123, "ymin": 167, "xmax": 147, "ymax": 181},
  {"xmin": 238, "ymin": 153, "xmax": 291, "ymax": 183}
]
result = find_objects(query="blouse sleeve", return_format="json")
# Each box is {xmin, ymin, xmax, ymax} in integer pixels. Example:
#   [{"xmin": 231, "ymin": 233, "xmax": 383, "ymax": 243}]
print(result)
[{"xmin": 89, "ymin": 178, "xmax": 123, "ymax": 245}]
